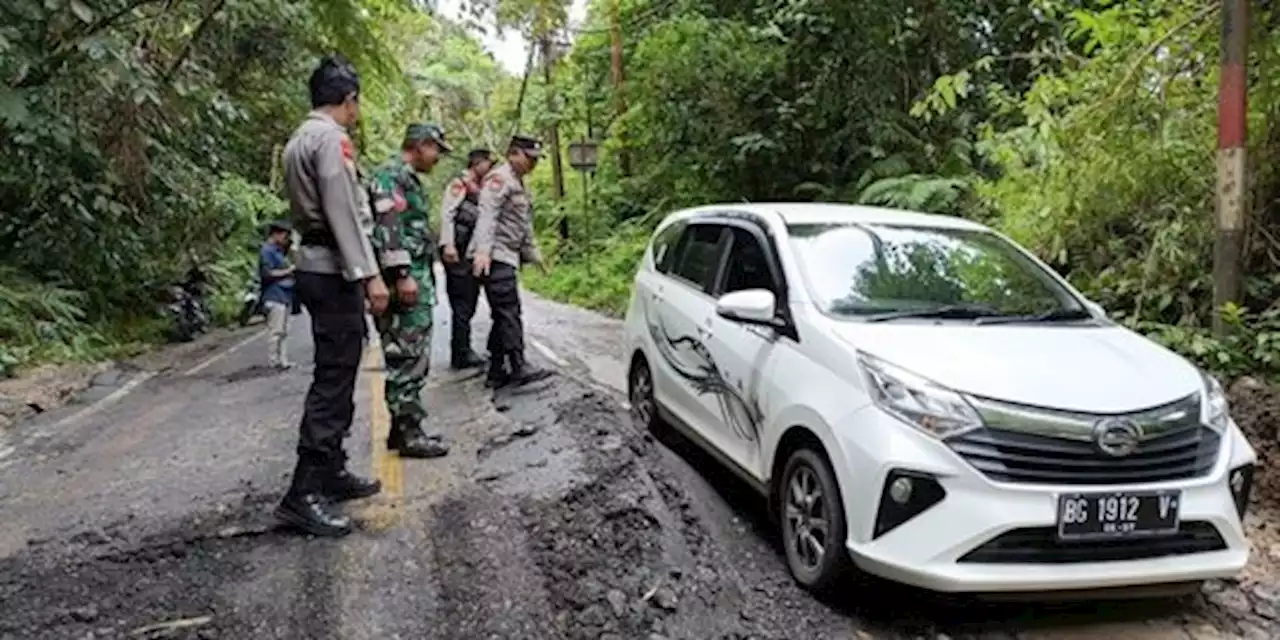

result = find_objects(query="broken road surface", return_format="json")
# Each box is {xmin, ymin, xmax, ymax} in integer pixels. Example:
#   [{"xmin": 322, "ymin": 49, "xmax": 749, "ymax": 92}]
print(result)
[{"xmin": 0, "ymin": 285, "xmax": 1271, "ymax": 639}]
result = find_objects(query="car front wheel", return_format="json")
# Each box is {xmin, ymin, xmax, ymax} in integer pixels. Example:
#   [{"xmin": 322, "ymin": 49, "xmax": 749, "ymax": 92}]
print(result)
[{"xmin": 780, "ymin": 447, "xmax": 852, "ymax": 592}]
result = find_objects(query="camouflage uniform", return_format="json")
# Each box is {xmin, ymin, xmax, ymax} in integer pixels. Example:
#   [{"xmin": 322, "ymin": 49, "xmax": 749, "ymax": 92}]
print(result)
[{"xmin": 366, "ymin": 125, "xmax": 451, "ymax": 458}]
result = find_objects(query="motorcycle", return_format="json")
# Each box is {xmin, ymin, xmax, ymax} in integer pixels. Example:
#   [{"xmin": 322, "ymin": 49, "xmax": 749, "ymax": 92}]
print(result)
[
  {"xmin": 166, "ymin": 266, "xmax": 211, "ymax": 342},
  {"xmin": 238, "ymin": 272, "xmax": 264, "ymax": 327}
]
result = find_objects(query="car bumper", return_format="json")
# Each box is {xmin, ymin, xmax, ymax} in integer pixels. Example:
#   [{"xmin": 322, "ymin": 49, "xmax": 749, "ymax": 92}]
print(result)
[{"xmin": 829, "ymin": 407, "xmax": 1255, "ymax": 593}]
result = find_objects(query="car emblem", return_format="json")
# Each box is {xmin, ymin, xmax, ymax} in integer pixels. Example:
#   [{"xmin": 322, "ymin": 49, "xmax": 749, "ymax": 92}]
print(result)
[{"xmin": 1092, "ymin": 418, "xmax": 1143, "ymax": 457}]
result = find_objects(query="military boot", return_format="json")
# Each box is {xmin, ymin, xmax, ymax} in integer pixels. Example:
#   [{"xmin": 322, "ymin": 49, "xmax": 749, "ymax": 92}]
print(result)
[
  {"xmin": 388, "ymin": 416, "xmax": 450, "ymax": 459},
  {"xmin": 276, "ymin": 460, "xmax": 353, "ymax": 537},
  {"xmin": 507, "ymin": 351, "xmax": 555, "ymax": 387}
]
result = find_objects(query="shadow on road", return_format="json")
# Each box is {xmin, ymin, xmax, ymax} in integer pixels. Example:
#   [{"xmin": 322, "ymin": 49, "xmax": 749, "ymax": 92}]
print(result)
[{"xmin": 644, "ymin": 419, "xmax": 1196, "ymax": 637}]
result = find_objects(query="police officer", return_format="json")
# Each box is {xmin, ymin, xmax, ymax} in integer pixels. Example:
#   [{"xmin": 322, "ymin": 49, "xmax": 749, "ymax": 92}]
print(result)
[
  {"xmin": 278, "ymin": 55, "xmax": 385, "ymax": 537},
  {"xmin": 439, "ymin": 148, "xmax": 494, "ymax": 370},
  {"xmin": 471, "ymin": 135, "xmax": 555, "ymax": 388},
  {"xmin": 366, "ymin": 123, "xmax": 452, "ymax": 459}
]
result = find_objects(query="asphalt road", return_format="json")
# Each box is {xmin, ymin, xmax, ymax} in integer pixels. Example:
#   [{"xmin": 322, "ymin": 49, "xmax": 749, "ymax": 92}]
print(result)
[{"xmin": 0, "ymin": 275, "xmax": 1257, "ymax": 639}]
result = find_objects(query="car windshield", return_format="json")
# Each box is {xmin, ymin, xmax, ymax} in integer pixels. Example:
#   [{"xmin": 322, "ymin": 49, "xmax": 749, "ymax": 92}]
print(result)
[{"xmin": 787, "ymin": 222, "xmax": 1085, "ymax": 320}]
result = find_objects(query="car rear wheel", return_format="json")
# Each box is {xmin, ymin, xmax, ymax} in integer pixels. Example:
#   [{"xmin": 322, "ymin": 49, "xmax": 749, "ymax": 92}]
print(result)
[
  {"xmin": 628, "ymin": 355, "xmax": 660, "ymax": 431},
  {"xmin": 780, "ymin": 447, "xmax": 852, "ymax": 592}
]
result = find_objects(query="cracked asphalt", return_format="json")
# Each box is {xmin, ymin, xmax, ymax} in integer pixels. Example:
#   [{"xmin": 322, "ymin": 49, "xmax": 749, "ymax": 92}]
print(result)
[{"xmin": 0, "ymin": 277, "xmax": 1267, "ymax": 639}]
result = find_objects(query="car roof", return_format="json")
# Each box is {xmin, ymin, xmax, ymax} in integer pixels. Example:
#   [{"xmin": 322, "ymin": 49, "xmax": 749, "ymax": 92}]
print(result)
[{"xmin": 670, "ymin": 202, "xmax": 989, "ymax": 232}]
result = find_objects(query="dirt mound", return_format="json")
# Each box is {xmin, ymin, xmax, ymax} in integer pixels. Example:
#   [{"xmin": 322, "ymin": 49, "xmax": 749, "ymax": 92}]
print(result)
[{"xmin": 1228, "ymin": 377, "xmax": 1280, "ymax": 508}]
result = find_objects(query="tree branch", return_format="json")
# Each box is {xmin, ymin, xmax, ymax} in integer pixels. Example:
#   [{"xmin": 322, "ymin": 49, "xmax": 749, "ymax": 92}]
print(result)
[
  {"xmin": 13, "ymin": 0, "xmax": 168, "ymax": 89},
  {"xmin": 1086, "ymin": 1, "xmax": 1222, "ymax": 116},
  {"xmin": 511, "ymin": 41, "xmax": 538, "ymax": 134},
  {"xmin": 161, "ymin": 0, "xmax": 229, "ymax": 83}
]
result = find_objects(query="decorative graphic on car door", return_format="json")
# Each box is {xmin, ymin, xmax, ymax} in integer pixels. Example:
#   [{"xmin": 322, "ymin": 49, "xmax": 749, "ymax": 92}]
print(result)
[{"xmin": 643, "ymin": 296, "xmax": 764, "ymax": 443}]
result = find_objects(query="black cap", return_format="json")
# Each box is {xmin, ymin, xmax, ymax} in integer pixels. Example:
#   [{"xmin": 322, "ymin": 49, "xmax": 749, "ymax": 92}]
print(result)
[
  {"xmin": 309, "ymin": 54, "xmax": 360, "ymax": 108},
  {"xmin": 508, "ymin": 134, "xmax": 542, "ymax": 158},
  {"xmin": 467, "ymin": 148, "xmax": 494, "ymax": 167}
]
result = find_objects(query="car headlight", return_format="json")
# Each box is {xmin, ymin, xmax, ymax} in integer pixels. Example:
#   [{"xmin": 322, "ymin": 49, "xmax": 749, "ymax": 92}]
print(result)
[
  {"xmin": 1200, "ymin": 370, "xmax": 1230, "ymax": 432},
  {"xmin": 856, "ymin": 353, "xmax": 983, "ymax": 438}
]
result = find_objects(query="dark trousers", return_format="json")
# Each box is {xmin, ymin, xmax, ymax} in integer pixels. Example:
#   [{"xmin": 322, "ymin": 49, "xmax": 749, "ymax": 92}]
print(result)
[
  {"xmin": 482, "ymin": 262, "xmax": 523, "ymax": 358},
  {"xmin": 294, "ymin": 272, "xmax": 365, "ymax": 474},
  {"xmin": 445, "ymin": 260, "xmax": 480, "ymax": 357}
]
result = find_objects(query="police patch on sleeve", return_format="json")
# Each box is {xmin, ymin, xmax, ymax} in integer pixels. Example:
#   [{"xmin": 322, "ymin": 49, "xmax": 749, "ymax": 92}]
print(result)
[
  {"xmin": 340, "ymin": 136, "xmax": 354, "ymax": 160},
  {"xmin": 450, "ymin": 180, "xmax": 466, "ymax": 196},
  {"xmin": 485, "ymin": 174, "xmax": 503, "ymax": 191}
]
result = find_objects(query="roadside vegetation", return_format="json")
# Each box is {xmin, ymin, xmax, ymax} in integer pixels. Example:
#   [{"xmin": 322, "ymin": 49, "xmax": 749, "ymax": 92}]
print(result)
[{"xmin": 3, "ymin": 0, "xmax": 1280, "ymax": 384}]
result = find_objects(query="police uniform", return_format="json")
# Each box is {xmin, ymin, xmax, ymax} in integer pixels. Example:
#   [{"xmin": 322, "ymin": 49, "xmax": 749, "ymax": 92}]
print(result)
[
  {"xmin": 469, "ymin": 135, "xmax": 555, "ymax": 388},
  {"xmin": 278, "ymin": 55, "xmax": 381, "ymax": 538},
  {"xmin": 366, "ymin": 123, "xmax": 451, "ymax": 459},
  {"xmin": 438, "ymin": 158, "xmax": 489, "ymax": 370}
]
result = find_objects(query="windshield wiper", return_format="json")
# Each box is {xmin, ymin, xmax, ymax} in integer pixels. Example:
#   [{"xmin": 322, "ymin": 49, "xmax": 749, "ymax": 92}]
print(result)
[
  {"xmin": 863, "ymin": 304, "xmax": 1005, "ymax": 323},
  {"xmin": 972, "ymin": 307, "xmax": 1095, "ymax": 326}
]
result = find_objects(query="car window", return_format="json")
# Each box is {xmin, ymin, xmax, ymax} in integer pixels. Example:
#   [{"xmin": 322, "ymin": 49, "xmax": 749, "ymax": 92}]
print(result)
[
  {"xmin": 652, "ymin": 220, "xmax": 685, "ymax": 274},
  {"xmin": 719, "ymin": 227, "xmax": 775, "ymax": 295},
  {"xmin": 670, "ymin": 224, "xmax": 726, "ymax": 293},
  {"xmin": 786, "ymin": 222, "xmax": 1084, "ymax": 317}
]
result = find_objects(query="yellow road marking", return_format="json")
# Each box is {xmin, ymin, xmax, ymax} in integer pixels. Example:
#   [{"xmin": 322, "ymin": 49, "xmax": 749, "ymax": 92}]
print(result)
[{"xmin": 357, "ymin": 338, "xmax": 404, "ymax": 531}]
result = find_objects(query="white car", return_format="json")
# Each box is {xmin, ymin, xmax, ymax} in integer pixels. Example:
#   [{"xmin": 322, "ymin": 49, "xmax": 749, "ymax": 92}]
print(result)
[{"xmin": 622, "ymin": 203, "xmax": 1256, "ymax": 594}]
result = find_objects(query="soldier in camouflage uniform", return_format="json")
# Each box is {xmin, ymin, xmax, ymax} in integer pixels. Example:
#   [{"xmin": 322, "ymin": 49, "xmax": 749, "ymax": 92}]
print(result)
[{"xmin": 366, "ymin": 123, "xmax": 452, "ymax": 459}]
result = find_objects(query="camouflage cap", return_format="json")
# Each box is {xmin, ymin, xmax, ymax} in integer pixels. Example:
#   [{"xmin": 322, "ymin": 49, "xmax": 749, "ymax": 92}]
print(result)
[
  {"xmin": 267, "ymin": 219, "xmax": 292, "ymax": 233},
  {"xmin": 509, "ymin": 134, "xmax": 542, "ymax": 158},
  {"xmin": 405, "ymin": 123, "xmax": 452, "ymax": 153}
]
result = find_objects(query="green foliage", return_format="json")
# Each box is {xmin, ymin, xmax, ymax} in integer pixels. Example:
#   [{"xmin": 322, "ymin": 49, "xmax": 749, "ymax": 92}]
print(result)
[
  {"xmin": 0, "ymin": 0, "xmax": 447, "ymax": 374},
  {"xmin": 525, "ymin": 0, "xmax": 1280, "ymax": 381}
]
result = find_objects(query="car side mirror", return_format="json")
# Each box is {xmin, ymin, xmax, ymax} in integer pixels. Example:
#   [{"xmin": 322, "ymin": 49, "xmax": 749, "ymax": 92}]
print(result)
[{"xmin": 716, "ymin": 289, "xmax": 780, "ymax": 327}]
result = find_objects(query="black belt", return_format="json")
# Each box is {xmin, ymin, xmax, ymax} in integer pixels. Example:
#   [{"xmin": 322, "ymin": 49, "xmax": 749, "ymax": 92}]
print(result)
[{"xmin": 300, "ymin": 229, "xmax": 336, "ymax": 248}]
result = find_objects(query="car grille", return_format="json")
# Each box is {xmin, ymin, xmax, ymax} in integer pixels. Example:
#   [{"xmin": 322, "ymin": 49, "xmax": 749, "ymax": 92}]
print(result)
[
  {"xmin": 957, "ymin": 522, "xmax": 1226, "ymax": 564},
  {"xmin": 946, "ymin": 394, "xmax": 1221, "ymax": 485}
]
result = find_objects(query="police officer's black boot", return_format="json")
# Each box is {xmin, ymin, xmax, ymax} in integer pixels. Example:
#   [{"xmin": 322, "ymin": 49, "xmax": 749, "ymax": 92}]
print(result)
[
  {"xmin": 387, "ymin": 416, "xmax": 450, "ymax": 459},
  {"xmin": 450, "ymin": 346, "xmax": 486, "ymax": 370},
  {"xmin": 276, "ymin": 459, "xmax": 353, "ymax": 537},
  {"xmin": 321, "ymin": 457, "xmax": 382, "ymax": 502},
  {"xmin": 484, "ymin": 356, "xmax": 510, "ymax": 389},
  {"xmin": 507, "ymin": 351, "xmax": 554, "ymax": 387}
]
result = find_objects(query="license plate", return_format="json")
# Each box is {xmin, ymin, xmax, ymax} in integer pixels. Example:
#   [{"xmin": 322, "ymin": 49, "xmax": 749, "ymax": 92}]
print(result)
[{"xmin": 1056, "ymin": 490, "xmax": 1181, "ymax": 541}]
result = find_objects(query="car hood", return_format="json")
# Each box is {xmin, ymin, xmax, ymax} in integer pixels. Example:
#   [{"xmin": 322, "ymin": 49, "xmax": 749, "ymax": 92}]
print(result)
[{"xmin": 827, "ymin": 322, "xmax": 1203, "ymax": 414}]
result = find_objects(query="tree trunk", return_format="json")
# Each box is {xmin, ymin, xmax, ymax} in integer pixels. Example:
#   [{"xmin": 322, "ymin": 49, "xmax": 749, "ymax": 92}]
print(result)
[
  {"xmin": 609, "ymin": 0, "xmax": 631, "ymax": 176},
  {"xmin": 542, "ymin": 37, "xmax": 565, "ymax": 199}
]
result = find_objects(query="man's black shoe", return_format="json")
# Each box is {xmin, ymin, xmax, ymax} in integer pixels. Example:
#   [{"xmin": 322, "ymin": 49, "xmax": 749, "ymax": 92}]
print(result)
[
  {"xmin": 484, "ymin": 358, "xmax": 509, "ymax": 389},
  {"xmin": 508, "ymin": 353, "xmax": 555, "ymax": 387},
  {"xmin": 275, "ymin": 493, "xmax": 352, "ymax": 537},
  {"xmin": 323, "ymin": 468, "xmax": 382, "ymax": 502},
  {"xmin": 388, "ymin": 419, "xmax": 450, "ymax": 459},
  {"xmin": 450, "ymin": 350, "xmax": 487, "ymax": 370}
]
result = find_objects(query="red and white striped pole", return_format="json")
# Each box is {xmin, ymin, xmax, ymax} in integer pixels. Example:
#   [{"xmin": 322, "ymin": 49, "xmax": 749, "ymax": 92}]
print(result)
[{"xmin": 1213, "ymin": 0, "xmax": 1250, "ymax": 335}]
